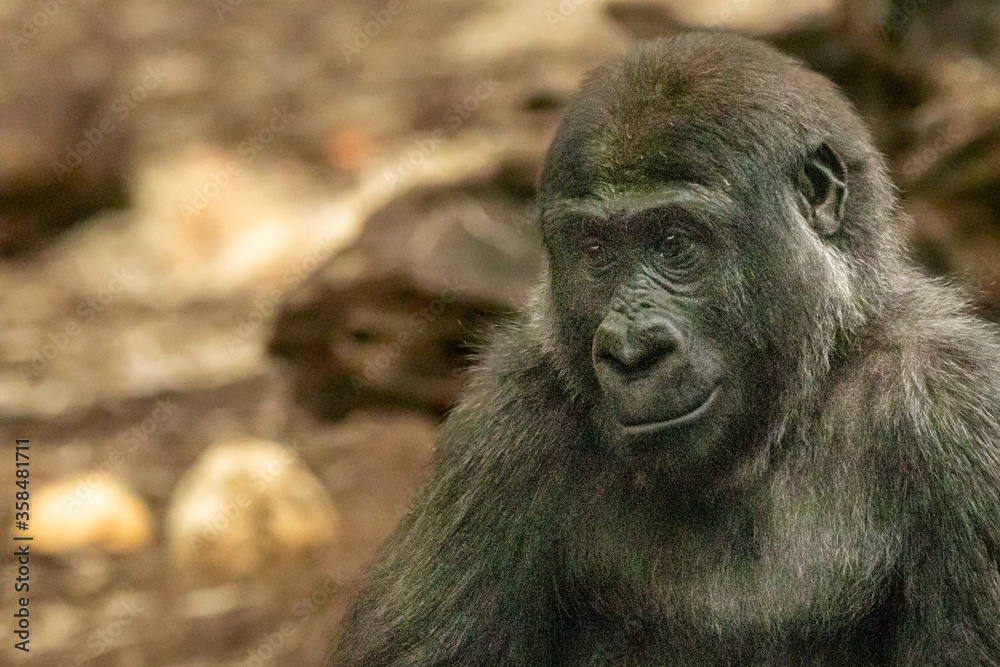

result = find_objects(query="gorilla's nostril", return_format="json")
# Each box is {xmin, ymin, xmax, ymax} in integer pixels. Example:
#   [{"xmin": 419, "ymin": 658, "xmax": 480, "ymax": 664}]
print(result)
[
  {"xmin": 652, "ymin": 337, "xmax": 678, "ymax": 359},
  {"xmin": 623, "ymin": 351, "xmax": 658, "ymax": 375},
  {"xmin": 597, "ymin": 349, "xmax": 633, "ymax": 376}
]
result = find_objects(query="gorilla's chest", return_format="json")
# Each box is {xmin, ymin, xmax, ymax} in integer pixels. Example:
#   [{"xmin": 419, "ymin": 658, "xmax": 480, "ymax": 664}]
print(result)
[
  {"xmin": 554, "ymin": 475, "xmax": 899, "ymax": 664},
  {"xmin": 555, "ymin": 614, "xmax": 893, "ymax": 666}
]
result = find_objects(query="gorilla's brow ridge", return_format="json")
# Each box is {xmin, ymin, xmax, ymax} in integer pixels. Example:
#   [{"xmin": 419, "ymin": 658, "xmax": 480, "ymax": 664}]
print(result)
[{"xmin": 540, "ymin": 183, "xmax": 734, "ymax": 239}]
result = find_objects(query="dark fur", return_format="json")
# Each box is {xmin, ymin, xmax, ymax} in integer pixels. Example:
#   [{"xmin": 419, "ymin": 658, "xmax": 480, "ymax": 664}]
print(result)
[{"xmin": 329, "ymin": 32, "xmax": 1000, "ymax": 665}]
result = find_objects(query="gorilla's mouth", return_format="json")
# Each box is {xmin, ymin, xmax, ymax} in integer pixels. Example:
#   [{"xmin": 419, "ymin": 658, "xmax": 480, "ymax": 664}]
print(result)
[{"xmin": 620, "ymin": 387, "xmax": 720, "ymax": 436}]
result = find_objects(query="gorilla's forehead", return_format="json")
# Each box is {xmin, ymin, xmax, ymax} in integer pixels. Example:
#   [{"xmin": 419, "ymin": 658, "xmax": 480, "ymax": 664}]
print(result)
[
  {"xmin": 539, "ymin": 33, "xmax": 820, "ymax": 201},
  {"xmin": 540, "ymin": 105, "xmax": 781, "ymax": 205},
  {"xmin": 552, "ymin": 95, "xmax": 793, "ymax": 197}
]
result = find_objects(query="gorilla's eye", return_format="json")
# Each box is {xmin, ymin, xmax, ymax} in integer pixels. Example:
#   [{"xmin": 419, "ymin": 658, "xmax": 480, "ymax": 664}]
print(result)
[
  {"xmin": 582, "ymin": 238, "xmax": 611, "ymax": 269},
  {"xmin": 658, "ymin": 233, "xmax": 697, "ymax": 269}
]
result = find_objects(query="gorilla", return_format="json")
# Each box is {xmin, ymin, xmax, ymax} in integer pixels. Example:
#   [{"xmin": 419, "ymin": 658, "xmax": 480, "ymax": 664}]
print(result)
[{"xmin": 329, "ymin": 31, "xmax": 1000, "ymax": 665}]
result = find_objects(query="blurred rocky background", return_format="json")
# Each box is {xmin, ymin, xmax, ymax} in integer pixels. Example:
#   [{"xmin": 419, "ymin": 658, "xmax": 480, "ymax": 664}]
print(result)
[{"xmin": 2, "ymin": 0, "xmax": 1000, "ymax": 664}]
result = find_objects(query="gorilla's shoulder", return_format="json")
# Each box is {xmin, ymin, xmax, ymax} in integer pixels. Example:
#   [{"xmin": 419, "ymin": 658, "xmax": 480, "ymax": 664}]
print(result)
[
  {"xmin": 437, "ymin": 317, "xmax": 583, "ymax": 459},
  {"xmin": 872, "ymin": 276, "xmax": 1000, "ymax": 459},
  {"xmin": 464, "ymin": 318, "xmax": 569, "ymax": 403}
]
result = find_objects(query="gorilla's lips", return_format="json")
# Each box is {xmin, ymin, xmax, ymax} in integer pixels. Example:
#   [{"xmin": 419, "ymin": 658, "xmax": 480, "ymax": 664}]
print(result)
[{"xmin": 619, "ymin": 386, "xmax": 720, "ymax": 436}]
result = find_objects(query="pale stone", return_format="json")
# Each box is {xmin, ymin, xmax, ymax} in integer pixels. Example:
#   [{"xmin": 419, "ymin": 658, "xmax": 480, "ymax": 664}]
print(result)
[
  {"xmin": 166, "ymin": 439, "xmax": 339, "ymax": 577},
  {"xmin": 30, "ymin": 474, "xmax": 153, "ymax": 554}
]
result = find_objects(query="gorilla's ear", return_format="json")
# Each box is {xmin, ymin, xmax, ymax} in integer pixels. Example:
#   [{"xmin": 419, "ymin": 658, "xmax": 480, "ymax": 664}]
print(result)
[{"xmin": 796, "ymin": 142, "xmax": 847, "ymax": 237}]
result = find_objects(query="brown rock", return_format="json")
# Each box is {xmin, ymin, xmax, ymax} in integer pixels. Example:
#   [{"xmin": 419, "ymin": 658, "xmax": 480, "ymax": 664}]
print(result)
[{"xmin": 269, "ymin": 162, "xmax": 545, "ymax": 419}]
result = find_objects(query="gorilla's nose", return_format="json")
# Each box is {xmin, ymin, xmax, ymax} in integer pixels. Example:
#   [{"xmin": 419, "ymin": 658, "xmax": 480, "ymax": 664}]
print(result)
[{"xmin": 592, "ymin": 314, "xmax": 680, "ymax": 379}]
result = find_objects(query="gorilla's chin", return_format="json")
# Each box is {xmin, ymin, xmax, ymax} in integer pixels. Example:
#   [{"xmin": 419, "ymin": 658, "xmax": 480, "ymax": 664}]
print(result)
[{"xmin": 619, "ymin": 386, "xmax": 721, "ymax": 436}]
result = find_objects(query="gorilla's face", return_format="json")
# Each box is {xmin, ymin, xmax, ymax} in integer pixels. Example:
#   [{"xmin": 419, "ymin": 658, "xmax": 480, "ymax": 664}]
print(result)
[{"xmin": 541, "ymin": 183, "xmax": 759, "ymax": 473}]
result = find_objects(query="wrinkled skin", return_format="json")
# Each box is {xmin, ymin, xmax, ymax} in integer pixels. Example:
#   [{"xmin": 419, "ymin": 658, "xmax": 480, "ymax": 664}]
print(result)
[{"xmin": 329, "ymin": 31, "xmax": 1000, "ymax": 666}]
